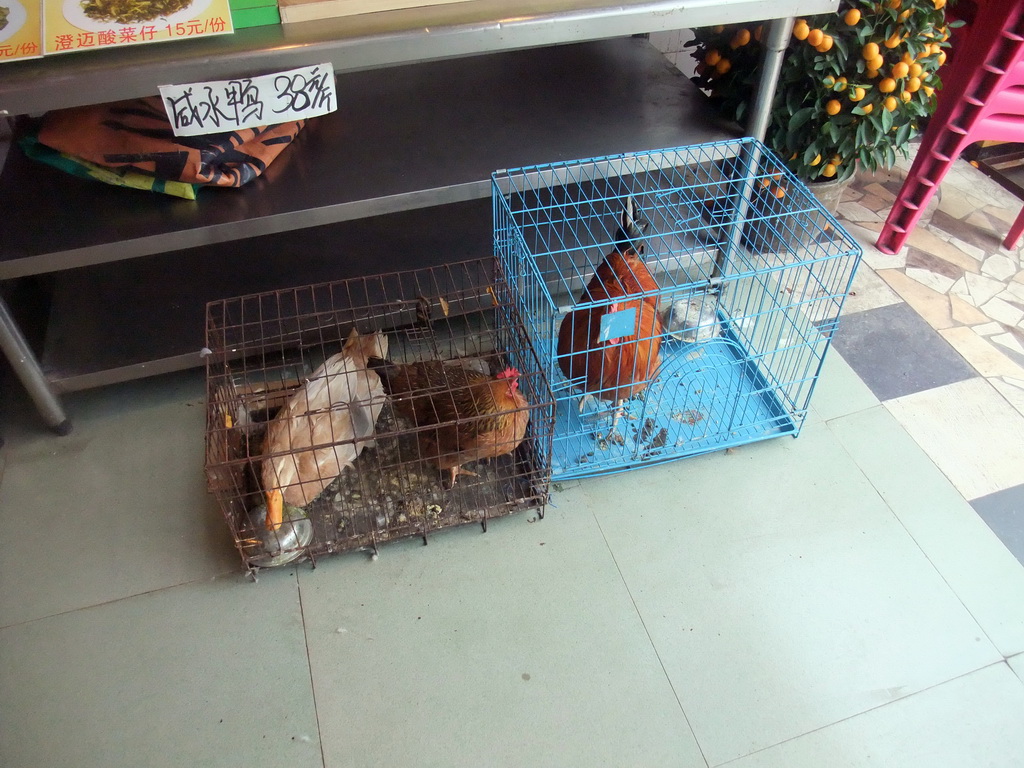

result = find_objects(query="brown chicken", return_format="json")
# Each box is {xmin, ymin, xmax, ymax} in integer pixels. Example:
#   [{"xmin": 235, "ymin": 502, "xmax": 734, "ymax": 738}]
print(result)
[
  {"xmin": 368, "ymin": 357, "xmax": 530, "ymax": 487},
  {"xmin": 557, "ymin": 197, "xmax": 663, "ymax": 439}
]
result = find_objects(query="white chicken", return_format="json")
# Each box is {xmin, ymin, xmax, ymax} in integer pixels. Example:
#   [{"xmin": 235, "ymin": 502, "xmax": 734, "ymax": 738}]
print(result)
[{"xmin": 261, "ymin": 328, "xmax": 388, "ymax": 530}]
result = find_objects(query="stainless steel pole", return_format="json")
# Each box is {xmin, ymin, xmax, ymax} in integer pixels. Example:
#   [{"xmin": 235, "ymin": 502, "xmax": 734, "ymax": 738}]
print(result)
[
  {"xmin": 747, "ymin": 16, "xmax": 795, "ymax": 142},
  {"xmin": 0, "ymin": 294, "xmax": 70, "ymax": 434}
]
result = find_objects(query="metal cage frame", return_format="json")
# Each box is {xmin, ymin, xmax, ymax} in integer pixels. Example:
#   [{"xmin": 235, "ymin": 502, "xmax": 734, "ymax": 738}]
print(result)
[
  {"xmin": 204, "ymin": 258, "xmax": 554, "ymax": 570},
  {"xmin": 493, "ymin": 139, "xmax": 863, "ymax": 480}
]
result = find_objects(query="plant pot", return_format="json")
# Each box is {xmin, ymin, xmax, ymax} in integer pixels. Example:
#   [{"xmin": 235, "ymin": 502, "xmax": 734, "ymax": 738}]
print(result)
[{"xmin": 805, "ymin": 175, "xmax": 852, "ymax": 217}]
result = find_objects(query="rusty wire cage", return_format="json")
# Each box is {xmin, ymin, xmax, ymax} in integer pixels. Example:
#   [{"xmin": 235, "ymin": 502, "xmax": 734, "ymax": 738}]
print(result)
[
  {"xmin": 204, "ymin": 258, "xmax": 554, "ymax": 571},
  {"xmin": 493, "ymin": 139, "xmax": 863, "ymax": 480}
]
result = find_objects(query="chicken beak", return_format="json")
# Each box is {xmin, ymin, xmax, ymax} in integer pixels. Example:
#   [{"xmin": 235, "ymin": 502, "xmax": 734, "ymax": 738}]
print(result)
[{"xmin": 265, "ymin": 489, "xmax": 284, "ymax": 531}]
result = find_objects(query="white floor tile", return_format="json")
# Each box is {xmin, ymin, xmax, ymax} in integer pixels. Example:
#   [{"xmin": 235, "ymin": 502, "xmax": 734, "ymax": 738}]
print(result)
[
  {"xmin": 1009, "ymin": 654, "xmax": 1024, "ymax": 685},
  {"xmin": 0, "ymin": 373, "xmax": 238, "ymax": 628},
  {"xmin": 0, "ymin": 573, "xmax": 320, "ymax": 768},
  {"xmin": 579, "ymin": 425, "xmax": 999, "ymax": 766},
  {"xmin": 885, "ymin": 378, "xmax": 1024, "ymax": 500},
  {"xmin": 725, "ymin": 663, "xmax": 1024, "ymax": 768},
  {"xmin": 297, "ymin": 487, "xmax": 707, "ymax": 768},
  {"xmin": 842, "ymin": 263, "xmax": 902, "ymax": 314},
  {"xmin": 829, "ymin": 405, "xmax": 1024, "ymax": 657},
  {"xmin": 809, "ymin": 349, "xmax": 878, "ymax": 423}
]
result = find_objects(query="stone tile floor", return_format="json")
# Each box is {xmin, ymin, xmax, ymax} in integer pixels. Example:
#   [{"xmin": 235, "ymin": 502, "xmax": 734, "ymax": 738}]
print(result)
[{"xmin": 834, "ymin": 151, "xmax": 1024, "ymax": 553}]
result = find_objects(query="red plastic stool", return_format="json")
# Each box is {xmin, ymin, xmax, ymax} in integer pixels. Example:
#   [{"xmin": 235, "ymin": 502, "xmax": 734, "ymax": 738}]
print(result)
[{"xmin": 876, "ymin": 1, "xmax": 1024, "ymax": 255}]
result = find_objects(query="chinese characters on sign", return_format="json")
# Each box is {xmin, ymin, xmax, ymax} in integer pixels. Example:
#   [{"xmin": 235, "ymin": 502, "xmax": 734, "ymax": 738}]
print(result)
[
  {"xmin": 158, "ymin": 63, "xmax": 338, "ymax": 136},
  {"xmin": 44, "ymin": 0, "xmax": 233, "ymax": 56}
]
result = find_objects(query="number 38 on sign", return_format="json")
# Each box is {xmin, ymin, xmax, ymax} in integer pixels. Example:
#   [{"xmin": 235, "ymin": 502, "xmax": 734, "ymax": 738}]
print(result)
[{"xmin": 158, "ymin": 62, "xmax": 338, "ymax": 137}]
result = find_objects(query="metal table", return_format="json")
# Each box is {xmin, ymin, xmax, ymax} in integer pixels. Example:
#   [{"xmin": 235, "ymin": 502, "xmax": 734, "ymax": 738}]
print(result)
[{"xmin": 0, "ymin": 0, "xmax": 838, "ymax": 431}]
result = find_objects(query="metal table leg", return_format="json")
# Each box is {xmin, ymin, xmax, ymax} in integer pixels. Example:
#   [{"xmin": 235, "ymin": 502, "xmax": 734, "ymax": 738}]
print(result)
[
  {"xmin": 0, "ymin": 294, "xmax": 71, "ymax": 434},
  {"xmin": 747, "ymin": 16, "xmax": 795, "ymax": 144},
  {"xmin": 711, "ymin": 17, "xmax": 794, "ymax": 283}
]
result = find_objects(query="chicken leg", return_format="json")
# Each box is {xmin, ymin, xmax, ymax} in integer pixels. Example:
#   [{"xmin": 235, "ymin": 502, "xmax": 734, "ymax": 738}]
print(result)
[{"xmin": 606, "ymin": 399, "xmax": 627, "ymax": 445}]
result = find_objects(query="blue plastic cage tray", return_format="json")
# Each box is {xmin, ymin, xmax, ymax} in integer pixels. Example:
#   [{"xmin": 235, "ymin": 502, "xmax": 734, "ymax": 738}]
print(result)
[{"xmin": 493, "ymin": 139, "xmax": 863, "ymax": 480}]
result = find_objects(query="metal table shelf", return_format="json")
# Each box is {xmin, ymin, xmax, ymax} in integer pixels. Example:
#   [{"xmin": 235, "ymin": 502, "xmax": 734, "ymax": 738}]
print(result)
[
  {"xmin": 0, "ymin": 0, "xmax": 836, "ymax": 116},
  {"xmin": 0, "ymin": 39, "xmax": 727, "ymax": 278}
]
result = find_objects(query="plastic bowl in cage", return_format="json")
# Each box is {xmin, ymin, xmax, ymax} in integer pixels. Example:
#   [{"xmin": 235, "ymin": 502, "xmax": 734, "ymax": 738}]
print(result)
[{"xmin": 245, "ymin": 503, "xmax": 313, "ymax": 568}]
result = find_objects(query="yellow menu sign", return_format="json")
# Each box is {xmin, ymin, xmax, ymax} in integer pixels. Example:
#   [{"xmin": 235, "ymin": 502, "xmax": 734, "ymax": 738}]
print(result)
[
  {"xmin": 0, "ymin": 1, "xmax": 43, "ymax": 62},
  {"xmin": 44, "ymin": 0, "xmax": 233, "ymax": 55}
]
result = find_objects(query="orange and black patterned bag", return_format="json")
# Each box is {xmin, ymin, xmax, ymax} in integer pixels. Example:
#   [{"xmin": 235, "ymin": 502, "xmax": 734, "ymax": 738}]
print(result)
[{"xmin": 24, "ymin": 96, "xmax": 305, "ymax": 200}]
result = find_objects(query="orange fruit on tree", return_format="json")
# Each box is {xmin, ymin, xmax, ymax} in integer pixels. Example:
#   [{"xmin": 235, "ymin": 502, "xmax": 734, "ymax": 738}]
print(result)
[
  {"xmin": 705, "ymin": 49, "xmax": 722, "ymax": 66},
  {"xmin": 715, "ymin": 58, "xmax": 732, "ymax": 74},
  {"xmin": 850, "ymin": 86, "xmax": 866, "ymax": 101},
  {"xmin": 835, "ymin": 76, "xmax": 848, "ymax": 91},
  {"xmin": 809, "ymin": 153, "xmax": 823, "ymax": 166},
  {"xmin": 892, "ymin": 61, "xmax": 910, "ymax": 78},
  {"xmin": 816, "ymin": 34, "xmax": 834, "ymax": 52},
  {"xmin": 937, "ymin": 51, "xmax": 947, "ymax": 66},
  {"xmin": 866, "ymin": 68, "xmax": 880, "ymax": 79},
  {"xmin": 884, "ymin": 33, "xmax": 902, "ymax": 49},
  {"xmin": 822, "ymin": 163, "xmax": 838, "ymax": 178},
  {"xmin": 731, "ymin": 28, "xmax": 751, "ymax": 48},
  {"xmin": 901, "ymin": 51, "xmax": 914, "ymax": 64},
  {"xmin": 923, "ymin": 84, "xmax": 935, "ymax": 97},
  {"xmin": 807, "ymin": 28, "xmax": 824, "ymax": 47},
  {"xmin": 901, "ymin": 90, "xmax": 913, "ymax": 102},
  {"xmin": 831, "ymin": 155, "xmax": 842, "ymax": 165},
  {"xmin": 884, "ymin": 96, "xmax": 898, "ymax": 111},
  {"xmin": 879, "ymin": 77, "xmax": 897, "ymax": 93},
  {"xmin": 909, "ymin": 62, "xmax": 923, "ymax": 77},
  {"xmin": 886, "ymin": 0, "xmax": 901, "ymax": 8},
  {"xmin": 774, "ymin": 186, "xmax": 787, "ymax": 199},
  {"xmin": 868, "ymin": 54, "xmax": 885, "ymax": 71},
  {"xmin": 862, "ymin": 41, "xmax": 880, "ymax": 60},
  {"xmin": 934, "ymin": 0, "xmax": 945, "ymax": 8},
  {"xmin": 825, "ymin": 100, "xmax": 842, "ymax": 115},
  {"xmin": 793, "ymin": 20, "xmax": 810, "ymax": 40},
  {"xmin": 844, "ymin": 8, "xmax": 861, "ymax": 25},
  {"xmin": 905, "ymin": 76, "xmax": 922, "ymax": 92},
  {"xmin": 861, "ymin": 103, "xmax": 874, "ymax": 114},
  {"xmin": 712, "ymin": 25, "xmax": 724, "ymax": 33},
  {"xmin": 899, "ymin": 9, "xmax": 911, "ymax": 21}
]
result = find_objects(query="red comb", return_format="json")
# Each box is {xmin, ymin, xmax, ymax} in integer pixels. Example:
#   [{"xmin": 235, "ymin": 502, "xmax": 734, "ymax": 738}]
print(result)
[{"xmin": 496, "ymin": 367, "xmax": 520, "ymax": 380}]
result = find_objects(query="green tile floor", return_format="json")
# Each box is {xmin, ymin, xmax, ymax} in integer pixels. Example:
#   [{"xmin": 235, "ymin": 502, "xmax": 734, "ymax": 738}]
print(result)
[{"xmin": 2, "ymin": 346, "xmax": 1024, "ymax": 767}]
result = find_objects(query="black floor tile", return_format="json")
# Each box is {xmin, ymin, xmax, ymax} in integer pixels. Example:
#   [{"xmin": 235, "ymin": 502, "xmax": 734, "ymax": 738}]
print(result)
[
  {"xmin": 972, "ymin": 484, "xmax": 1024, "ymax": 566},
  {"xmin": 831, "ymin": 303, "xmax": 978, "ymax": 401}
]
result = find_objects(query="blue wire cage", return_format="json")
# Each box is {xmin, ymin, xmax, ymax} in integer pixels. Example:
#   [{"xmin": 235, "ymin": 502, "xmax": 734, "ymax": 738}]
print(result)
[{"xmin": 492, "ymin": 138, "xmax": 863, "ymax": 481}]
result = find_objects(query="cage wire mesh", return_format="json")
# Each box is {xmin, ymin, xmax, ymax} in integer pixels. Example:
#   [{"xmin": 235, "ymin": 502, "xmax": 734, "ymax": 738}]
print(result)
[
  {"xmin": 492, "ymin": 138, "xmax": 863, "ymax": 480},
  {"xmin": 204, "ymin": 258, "xmax": 554, "ymax": 570}
]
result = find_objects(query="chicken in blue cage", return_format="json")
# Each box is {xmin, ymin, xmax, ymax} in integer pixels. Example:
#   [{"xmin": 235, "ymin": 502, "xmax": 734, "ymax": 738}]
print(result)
[{"xmin": 663, "ymin": 297, "xmax": 721, "ymax": 343}]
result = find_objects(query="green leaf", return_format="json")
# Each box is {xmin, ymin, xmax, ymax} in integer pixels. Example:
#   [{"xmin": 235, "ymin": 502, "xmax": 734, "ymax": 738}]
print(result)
[
  {"xmin": 880, "ymin": 106, "xmax": 894, "ymax": 132},
  {"xmin": 895, "ymin": 121, "xmax": 912, "ymax": 145},
  {"xmin": 788, "ymin": 107, "xmax": 815, "ymax": 132}
]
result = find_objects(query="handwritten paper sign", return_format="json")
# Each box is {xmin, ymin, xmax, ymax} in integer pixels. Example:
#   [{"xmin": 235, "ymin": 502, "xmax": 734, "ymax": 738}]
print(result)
[{"xmin": 158, "ymin": 63, "xmax": 337, "ymax": 137}]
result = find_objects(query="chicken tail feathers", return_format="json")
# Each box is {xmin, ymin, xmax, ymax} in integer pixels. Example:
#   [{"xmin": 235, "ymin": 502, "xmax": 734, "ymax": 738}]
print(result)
[
  {"xmin": 615, "ymin": 196, "xmax": 648, "ymax": 255},
  {"xmin": 366, "ymin": 356, "xmax": 397, "ymax": 389},
  {"xmin": 344, "ymin": 329, "xmax": 389, "ymax": 362}
]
